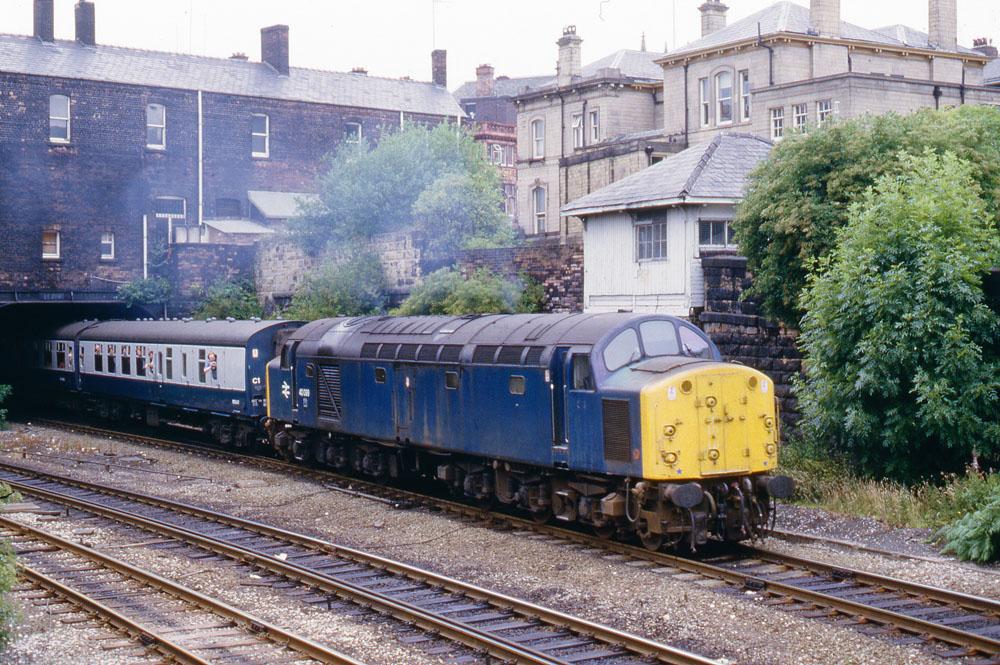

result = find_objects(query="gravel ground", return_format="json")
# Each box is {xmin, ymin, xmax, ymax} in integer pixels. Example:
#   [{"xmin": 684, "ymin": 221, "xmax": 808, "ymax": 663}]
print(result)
[{"xmin": 0, "ymin": 422, "xmax": 988, "ymax": 665}]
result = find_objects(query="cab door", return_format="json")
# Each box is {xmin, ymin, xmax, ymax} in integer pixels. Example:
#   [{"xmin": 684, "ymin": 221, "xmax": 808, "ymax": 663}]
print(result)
[{"xmin": 394, "ymin": 366, "xmax": 413, "ymax": 439}]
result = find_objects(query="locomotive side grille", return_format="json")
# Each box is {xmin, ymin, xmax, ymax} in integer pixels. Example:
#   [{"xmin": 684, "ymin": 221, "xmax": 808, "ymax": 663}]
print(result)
[
  {"xmin": 439, "ymin": 345, "xmax": 463, "ymax": 363},
  {"xmin": 601, "ymin": 399, "xmax": 632, "ymax": 463},
  {"xmin": 472, "ymin": 345, "xmax": 499, "ymax": 364},
  {"xmin": 377, "ymin": 343, "xmax": 399, "ymax": 360},
  {"xmin": 317, "ymin": 364, "xmax": 343, "ymax": 421},
  {"xmin": 497, "ymin": 345, "xmax": 525, "ymax": 365},
  {"xmin": 360, "ymin": 343, "xmax": 379, "ymax": 359},
  {"xmin": 417, "ymin": 344, "xmax": 440, "ymax": 361},
  {"xmin": 523, "ymin": 346, "xmax": 545, "ymax": 365},
  {"xmin": 397, "ymin": 344, "xmax": 419, "ymax": 361}
]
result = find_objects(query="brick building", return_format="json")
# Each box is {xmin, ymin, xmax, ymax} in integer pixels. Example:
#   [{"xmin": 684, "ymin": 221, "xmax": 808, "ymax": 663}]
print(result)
[
  {"xmin": 454, "ymin": 66, "xmax": 549, "ymax": 225},
  {"xmin": 0, "ymin": 0, "xmax": 462, "ymax": 305}
]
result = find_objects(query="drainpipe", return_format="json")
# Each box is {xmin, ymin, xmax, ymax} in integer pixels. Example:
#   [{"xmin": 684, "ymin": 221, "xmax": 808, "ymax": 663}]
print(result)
[
  {"xmin": 933, "ymin": 85, "xmax": 943, "ymax": 109},
  {"xmin": 683, "ymin": 62, "xmax": 690, "ymax": 146},
  {"xmin": 559, "ymin": 91, "xmax": 567, "ymax": 239},
  {"xmin": 197, "ymin": 90, "xmax": 204, "ymax": 238},
  {"xmin": 757, "ymin": 23, "xmax": 774, "ymax": 85},
  {"xmin": 960, "ymin": 68, "xmax": 966, "ymax": 105},
  {"xmin": 142, "ymin": 215, "xmax": 148, "ymax": 279}
]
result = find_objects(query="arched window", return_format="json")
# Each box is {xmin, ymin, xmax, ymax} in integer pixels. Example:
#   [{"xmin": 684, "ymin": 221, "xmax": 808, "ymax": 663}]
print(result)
[
  {"xmin": 146, "ymin": 103, "xmax": 166, "ymax": 149},
  {"xmin": 531, "ymin": 119, "xmax": 545, "ymax": 158},
  {"xmin": 49, "ymin": 94, "xmax": 70, "ymax": 143},
  {"xmin": 715, "ymin": 71, "xmax": 733, "ymax": 125},
  {"xmin": 532, "ymin": 186, "xmax": 547, "ymax": 234}
]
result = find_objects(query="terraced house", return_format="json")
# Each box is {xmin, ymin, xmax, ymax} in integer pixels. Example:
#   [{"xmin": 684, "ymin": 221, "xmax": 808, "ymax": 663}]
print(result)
[{"xmin": 0, "ymin": 0, "xmax": 461, "ymax": 304}]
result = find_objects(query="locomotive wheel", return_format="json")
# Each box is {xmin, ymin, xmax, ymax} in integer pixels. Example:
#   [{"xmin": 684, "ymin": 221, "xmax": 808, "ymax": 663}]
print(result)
[
  {"xmin": 592, "ymin": 523, "xmax": 616, "ymax": 540},
  {"xmin": 530, "ymin": 508, "xmax": 553, "ymax": 524},
  {"xmin": 637, "ymin": 521, "xmax": 663, "ymax": 551}
]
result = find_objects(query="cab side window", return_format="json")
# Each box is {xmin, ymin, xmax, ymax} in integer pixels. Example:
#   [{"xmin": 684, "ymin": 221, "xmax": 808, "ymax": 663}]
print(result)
[{"xmin": 571, "ymin": 354, "xmax": 594, "ymax": 391}]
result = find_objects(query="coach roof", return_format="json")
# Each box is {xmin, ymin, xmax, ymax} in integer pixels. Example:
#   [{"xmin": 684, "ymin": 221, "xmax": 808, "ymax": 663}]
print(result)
[
  {"xmin": 52, "ymin": 320, "xmax": 297, "ymax": 346},
  {"xmin": 0, "ymin": 33, "xmax": 462, "ymax": 118}
]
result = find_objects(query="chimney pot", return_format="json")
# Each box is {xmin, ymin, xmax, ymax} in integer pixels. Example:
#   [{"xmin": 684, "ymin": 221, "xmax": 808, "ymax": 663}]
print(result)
[
  {"xmin": 556, "ymin": 26, "xmax": 583, "ymax": 87},
  {"xmin": 34, "ymin": 0, "xmax": 54, "ymax": 42},
  {"xmin": 698, "ymin": 1, "xmax": 728, "ymax": 37},
  {"xmin": 351, "ymin": 66, "xmax": 368, "ymax": 75},
  {"xmin": 432, "ymin": 49, "xmax": 447, "ymax": 87},
  {"xmin": 475, "ymin": 64, "xmax": 495, "ymax": 96},
  {"xmin": 261, "ymin": 24, "xmax": 290, "ymax": 76},
  {"xmin": 809, "ymin": 0, "xmax": 841, "ymax": 38},
  {"xmin": 972, "ymin": 38, "xmax": 998, "ymax": 58},
  {"xmin": 75, "ymin": 2, "xmax": 96, "ymax": 46},
  {"xmin": 929, "ymin": 0, "xmax": 958, "ymax": 52},
  {"xmin": 230, "ymin": 52, "xmax": 248, "ymax": 60}
]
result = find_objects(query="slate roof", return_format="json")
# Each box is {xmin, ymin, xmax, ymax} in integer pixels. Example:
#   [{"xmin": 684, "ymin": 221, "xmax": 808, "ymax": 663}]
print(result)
[
  {"xmin": 511, "ymin": 48, "xmax": 666, "ymax": 99},
  {"xmin": 453, "ymin": 75, "xmax": 551, "ymax": 100},
  {"xmin": 560, "ymin": 134, "xmax": 772, "ymax": 217},
  {"xmin": 247, "ymin": 190, "xmax": 319, "ymax": 220},
  {"xmin": 666, "ymin": 1, "xmax": 977, "ymax": 58},
  {"xmin": 986, "ymin": 59, "xmax": 1000, "ymax": 85},
  {"xmin": 0, "ymin": 33, "xmax": 463, "ymax": 117}
]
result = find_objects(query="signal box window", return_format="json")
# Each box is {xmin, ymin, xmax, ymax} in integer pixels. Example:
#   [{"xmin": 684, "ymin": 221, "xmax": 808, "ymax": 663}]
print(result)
[
  {"xmin": 445, "ymin": 371, "xmax": 459, "ymax": 390},
  {"xmin": 508, "ymin": 375, "xmax": 526, "ymax": 395},
  {"xmin": 572, "ymin": 354, "xmax": 594, "ymax": 391}
]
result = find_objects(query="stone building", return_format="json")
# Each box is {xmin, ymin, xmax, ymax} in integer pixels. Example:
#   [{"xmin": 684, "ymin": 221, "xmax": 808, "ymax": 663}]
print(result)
[
  {"xmin": 514, "ymin": 27, "xmax": 678, "ymax": 237},
  {"xmin": 0, "ymin": 0, "xmax": 461, "ymax": 307},
  {"xmin": 454, "ymin": 66, "xmax": 549, "ymax": 224},
  {"xmin": 659, "ymin": 0, "xmax": 1000, "ymax": 146}
]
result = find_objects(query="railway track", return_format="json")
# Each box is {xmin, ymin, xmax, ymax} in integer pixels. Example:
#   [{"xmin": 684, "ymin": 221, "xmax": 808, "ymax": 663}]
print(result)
[
  {"xmin": 14, "ymin": 418, "xmax": 1000, "ymax": 661},
  {"xmin": 3, "ymin": 516, "xmax": 362, "ymax": 665},
  {"xmin": 0, "ymin": 459, "xmax": 716, "ymax": 665}
]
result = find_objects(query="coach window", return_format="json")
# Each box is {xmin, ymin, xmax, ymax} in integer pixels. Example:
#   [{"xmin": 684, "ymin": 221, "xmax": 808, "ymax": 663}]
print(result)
[
  {"xmin": 571, "ymin": 354, "xmax": 594, "ymax": 391},
  {"xmin": 94, "ymin": 344, "xmax": 103, "ymax": 372},
  {"xmin": 444, "ymin": 371, "xmax": 459, "ymax": 390},
  {"xmin": 165, "ymin": 348, "xmax": 173, "ymax": 380},
  {"xmin": 375, "ymin": 367, "xmax": 387, "ymax": 384},
  {"xmin": 198, "ymin": 349, "xmax": 207, "ymax": 383},
  {"xmin": 181, "ymin": 351, "xmax": 188, "ymax": 379},
  {"xmin": 42, "ymin": 342, "xmax": 52, "ymax": 368},
  {"xmin": 56, "ymin": 342, "xmax": 66, "ymax": 369},
  {"xmin": 107, "ymin": 345, "xmax": 117, "ymax": 373},
  {"xmin": 508, "ymin": 375, "xmax": 526, "ymax": 396},
  {"xmin": 135, "ymin": 345, "xmax": 146, "ymax": 376},
  {"xmin": 122, "ymin": 346, "xmax": 132, "ymax": 375}
]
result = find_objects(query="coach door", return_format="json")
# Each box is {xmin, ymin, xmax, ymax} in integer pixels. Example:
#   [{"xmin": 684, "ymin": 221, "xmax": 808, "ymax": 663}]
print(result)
[{"xmin": 394, "ymin": 366, "xmax": 414, "ymax": 439}]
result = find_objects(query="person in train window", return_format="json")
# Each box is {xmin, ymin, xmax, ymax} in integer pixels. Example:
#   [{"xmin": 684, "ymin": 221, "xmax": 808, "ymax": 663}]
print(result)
[
  {"xmin": 204, "ymin": 352, "xmax": 218, "ymax": 380},
  {"xmin": 147, "ymin": 351, "xmax": 155, "ymax": 374}
]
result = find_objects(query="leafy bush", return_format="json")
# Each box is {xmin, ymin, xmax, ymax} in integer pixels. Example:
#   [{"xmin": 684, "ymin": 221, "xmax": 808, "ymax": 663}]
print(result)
[
  {"xmin": 393, "ymin": 268, "xmax": 543, "ymax": 316},
  {"xmin": 290, "ymin": 123, "xmax": 515, "ymax": 260},
  {"xmin": 0, "ymin": 385, "xmax": 10, "ymax": 429},
  {"xmin": 192, "ymin": 280, "xmax": 263, "ymax": 320},
  {"xmin": 0, "ymin": 482, "xmax": 19, "ymax": 647},
  {"xmin": 283, "ymin": 251, "xmax": 387, "ymax": 320},
  {"xmin": 117, "ymin": 276, "xmax": 172, "ymax": 309},
  {"xmin": 796, "ymin": 151, "xmax": 1000, "ymax": 482},
  {"xmin": 735, "ymin": 106, "xmax": 1000, "ymax": 326},
  {"xmin": 938, "ymin": 491, "xmax": 1000, "ymax": 562}
]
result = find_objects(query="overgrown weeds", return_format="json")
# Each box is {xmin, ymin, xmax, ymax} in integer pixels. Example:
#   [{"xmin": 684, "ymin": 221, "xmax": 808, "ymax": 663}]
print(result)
[{"xmin": 0, "ymin": 481, "xmax": 21, "ymax": 650}]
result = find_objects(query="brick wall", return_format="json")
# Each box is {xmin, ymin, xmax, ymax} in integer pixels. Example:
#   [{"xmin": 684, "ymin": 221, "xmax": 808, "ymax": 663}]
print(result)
[
  {"xmin": 695, "ymin": 254, "xmax": 802, "ymax": 426},
  {"xmin": 460, "ymin": 233, "xmax": 584, "ymax": 312},
  {"xmin": 164, "ymin": 243, "xmax": 256, "ymax": 316}
]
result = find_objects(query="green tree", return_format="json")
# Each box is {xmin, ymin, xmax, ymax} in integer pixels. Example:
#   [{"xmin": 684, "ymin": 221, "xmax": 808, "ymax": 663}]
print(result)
[
  {"xmin": 192, "ymin": 280, "xmax": 263, "ymax": 320},
  {"xmin": 290, "ymin": 123, "xmax": 514, "ymax": 258},
  {"xmin": 393, "ymin": 268, "xmax": 543, "ymax": 316},
  {"xmin": 796, "ymin": 151, "xmax": 1000, "ymax": 482},
  {"xmin": 735, "ymin": 106, "xmax": 1000, "ymax": 326},
  {"xmin": 283, "ymin": 251, "xmax": 387, "ymax": 320},
  {"xmin": 117, "ymin": 277, "xmax": 172, "ymax": 312}
]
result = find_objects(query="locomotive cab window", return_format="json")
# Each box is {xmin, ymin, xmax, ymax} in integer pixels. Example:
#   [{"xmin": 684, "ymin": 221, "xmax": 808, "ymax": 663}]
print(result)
[
  {"xmin": 374, "ymin": 367, "xmax": 387, "ymax": 384},
  {"xmin": 639, "ymin": 320, "xmax": 681, "ymax": 357},
  {"xmin": 571, "ymin": 354, "xmax": 595, "ymax": 391},
  {"xmin": 679, "ymin": 326, "xmax": 712, "ymax": 359},
  {"xmin": 444, "ymin": 371, "xmax": 459, "ymax": 390},
  {"xmin": 603, "ymin": 328, "xmax": 641, "ymax": 372},
  {"xmin": 509, "ymin": 375, "xmax": 526, "ymax": 396}
]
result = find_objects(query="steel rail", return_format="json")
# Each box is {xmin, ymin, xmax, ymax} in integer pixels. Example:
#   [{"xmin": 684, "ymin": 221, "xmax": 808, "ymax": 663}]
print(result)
[
  {"xmin": 1, "ymin": 517, "xmax": 367, "ymax": 665},
  {"xmin": 20, "ymin": 418, "xmax": 1000, "ymax": 656},
  {"xmin": 16, "ymin": 562, "xmax": 213, "ymax": 665},
  {"xmin": 0, "ymin": 462, "xmax": 716, "ymax": 665}
]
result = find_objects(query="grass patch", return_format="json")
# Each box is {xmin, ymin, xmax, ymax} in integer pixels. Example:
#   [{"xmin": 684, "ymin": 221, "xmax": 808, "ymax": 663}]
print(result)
[{"xmin": 0, "ymin": 481, "xmax": 20, "ymax": 650}]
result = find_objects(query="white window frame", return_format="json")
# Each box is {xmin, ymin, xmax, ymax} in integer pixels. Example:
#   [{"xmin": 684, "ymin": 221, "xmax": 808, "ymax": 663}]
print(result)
[
  {"xmin": 699, "ymin": 78, "xmax": 710, "ymax": 127},
  {"xmin": 698, "ymin": 219, "xmax": 737, "ymax": 248},
  {"xmin": 635, "ymin": 216, "xmax": 668, "ymax": 262},
  {"xmin": 532, "ymin": 186, "xmax": 546, "ymax": 234},
  {"xmin": 793, "ymin": 103, "xmax": 808, "ymax": 132},
  {"xmin": 42, "ymin": 230, "xmax": 60, "ymax": 260},
  {"xmin": 344, "ymin": 121, "xmax": 362, "ymax": 143},
  {"xmin": 490, "ymin": 143, "xmax": 504, "ymax": 165},
  {"xmin": 572, "ymin": 113, "xmax": 584, "ymax": 149},
  {"xmin": 531, "ymin": 119, "xmax": 545, "ymax": 158},
  {"xmin": 251, "ymin": 113, "xmax": 270, "ymax": 158},
  {"xmin": 817, "ymin": 99, "xmax": 834, "ymax": 126},
  {"xmin": 739, "ymin": 70, "xmax": 751, "ymax": 122},
  {"xmin": 100, "ymin": 232, "xmax": 115, "ymax": 260},
  {"xmin": 146, "ymin": 103, "xmax": 166, "ymax": 149},
  {"xmin": 589, "ymin": 109, "xmax": 600, "ymax": 142},
  {"xmin": 770, "ymin": 107, "xmax": 784, "ymax": 141},
  {"xmin": 49, "ymin": 94, "xmax": 71, "ymax": 144},
  {"xmin": 715, "ymin": 71, "xmax": 733, "ymax": 126}
]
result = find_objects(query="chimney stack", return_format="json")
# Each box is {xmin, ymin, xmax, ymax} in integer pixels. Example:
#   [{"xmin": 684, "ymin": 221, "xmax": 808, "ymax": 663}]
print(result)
[
  {"xmin": 972, "ymin": 38, "xmax": 998, "ymax": 58},
  {"xmin": 557, "ymin": 26, "xmax": 582, "ymax": 87},
  {"xmin": 75, "ymin": 2, "xmax": 95, "ymax": 46},
  {"xmin": 809, "ymin": 0, "xmax": 841, "ymax": 38},
  {"xmin": 432, "ymin": 49, "xmax": 447, "ymax": 87},
  {"xmin": 699, "ymin": 1, "xmax": 729, "ymax": 37},
  {"xmin": 34, "ymin": 0, "xmax": 54, "ymax": 42},
  {"xmin": 476, "ymin": 64, "xmax": 495, "ymax": 97},
  {"xmin": 929, "ymin": 0, "xmax": 958, "ymax": 52},
  {"xmin": 261, "ymin": 25, "xmax": 290, "ymax": 76}
]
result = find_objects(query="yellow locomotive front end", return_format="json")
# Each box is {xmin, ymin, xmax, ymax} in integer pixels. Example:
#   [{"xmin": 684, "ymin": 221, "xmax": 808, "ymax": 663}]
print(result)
[{"xmin": 627, "ymin": 362, "xmax": 794, "ymax": 550}]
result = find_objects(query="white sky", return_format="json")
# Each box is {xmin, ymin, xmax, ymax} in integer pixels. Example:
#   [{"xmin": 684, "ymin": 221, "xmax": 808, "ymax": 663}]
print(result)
[{"xmin": 6, "ymin": 0, "xmax": 998, "ymax": 88}]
